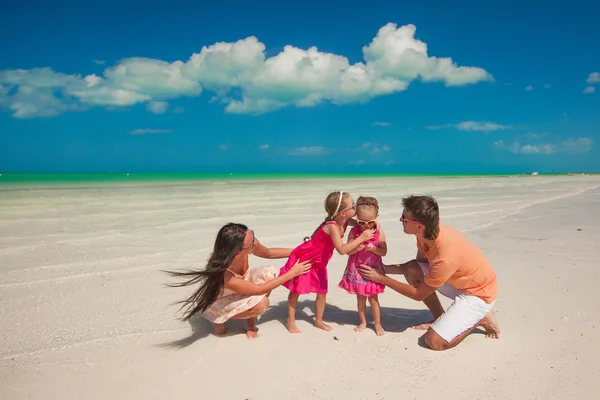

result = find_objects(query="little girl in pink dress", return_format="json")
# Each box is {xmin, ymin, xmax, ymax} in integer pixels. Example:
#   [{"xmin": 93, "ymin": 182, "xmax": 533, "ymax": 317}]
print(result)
[
  {"xmin": 338, "ymin": 196, "xmax": 387, "ymax": 336},
  {"xmin": 279, "ymin": 191, "xmax": 375, "ymax": 333}
]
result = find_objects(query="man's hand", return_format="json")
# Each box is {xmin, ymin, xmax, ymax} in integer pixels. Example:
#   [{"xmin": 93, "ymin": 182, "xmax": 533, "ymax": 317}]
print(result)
[{"xmin": 357, "ymin": 264, "xmax": 385, "ymax": 283}]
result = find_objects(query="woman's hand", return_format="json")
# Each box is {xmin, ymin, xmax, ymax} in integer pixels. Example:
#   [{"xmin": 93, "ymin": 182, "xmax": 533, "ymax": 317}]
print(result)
[
  {"xmin": 288, "ymin": 260, "xmax": 312, "ymax": 277},
  {"xmin": 357, "ymin": 264, "xmax": 385, "ymax": 283}
]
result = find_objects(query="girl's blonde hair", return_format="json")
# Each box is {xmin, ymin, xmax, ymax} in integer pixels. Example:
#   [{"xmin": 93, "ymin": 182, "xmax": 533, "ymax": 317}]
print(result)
[{"xmin": 304, "ymin": 191, "xmax": 353, "ymax": 241}]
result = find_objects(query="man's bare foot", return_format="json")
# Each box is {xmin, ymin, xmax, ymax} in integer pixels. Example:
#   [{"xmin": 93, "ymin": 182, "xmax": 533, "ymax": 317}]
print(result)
[
  {"xmin": 479, "ymin": 310, "xmax": 501, "ymax": 339},
  {"xmin": 411, "ymin": 320, "xmax": 434, "ymax": 330},
  {"xmin": 374, "ymin": 324, "xmax": 385, "ymax": 336},
  {"xmin": 354, "ymin": 323, "xmax": 367, "ymax": 332},
  {"xmin": 286, "ymin": 319, "xmax": 301, "ymax": 334},
  {"xmin": 213, "ymin": 323, "xmax": 227, "ymax": 336},
  {"xmin": 245, "ymin": 318, "xmax": 259, "ymax": 339},
  {"xmin": 315, "ymin": 321, "xmax": 333, "ymax": 332}
]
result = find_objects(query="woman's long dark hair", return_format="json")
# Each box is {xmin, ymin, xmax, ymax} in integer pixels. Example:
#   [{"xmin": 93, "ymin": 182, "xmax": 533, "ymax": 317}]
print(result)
[{"xmin": 164, "ymin": 223, "xmax": 248, "ymax": 321}]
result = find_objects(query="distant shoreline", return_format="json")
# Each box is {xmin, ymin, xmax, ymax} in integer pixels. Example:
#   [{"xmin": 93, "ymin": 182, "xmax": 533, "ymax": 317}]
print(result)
[{"xmin": 0, "ymin": 171, "xmax": 593, "ymax": 186}]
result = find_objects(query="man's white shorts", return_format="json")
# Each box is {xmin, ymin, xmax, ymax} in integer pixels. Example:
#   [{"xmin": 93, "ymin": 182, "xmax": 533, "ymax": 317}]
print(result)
[{"xmin": 418, "ymin": 262, "xmax": 495, "ymax": 343}]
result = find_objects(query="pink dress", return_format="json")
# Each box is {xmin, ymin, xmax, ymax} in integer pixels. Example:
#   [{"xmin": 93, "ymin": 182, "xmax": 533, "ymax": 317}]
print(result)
[
  {"xmin": 338, "ymin": 226, "xmax": 385, "ymax": 297},
  {"xmin": 279, "ymin": 221, "xmax": 346, "ymax": 295}
]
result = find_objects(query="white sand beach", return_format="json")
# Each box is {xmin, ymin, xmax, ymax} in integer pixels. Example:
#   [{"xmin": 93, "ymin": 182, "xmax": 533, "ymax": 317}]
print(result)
[{"xmin": 1, "ymin": 175, "xmax": 599, "ymax": 400}]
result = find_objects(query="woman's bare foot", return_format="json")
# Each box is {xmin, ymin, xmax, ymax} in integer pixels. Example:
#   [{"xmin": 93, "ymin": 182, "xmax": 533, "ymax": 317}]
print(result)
[
  {"xmin": 354, "ymin": 323, "xmax": 367, "ymax": 332},
  {"xmin": 286, "ymin": 319, "xmax": 301, "ymax": 333},
  {"xmin": 374, "ymin": 324, "xmax": 385, "ymax": 336},
  {"xmin": 479, "ymin": 311, "xmax": 501, "ymax": 339},
  {"xmin": 213, "ymin": 323, "xmax": 227, "ymax": 336},
  {"xmin": 315, "ymin": 321, "xmax": 333, "ymax": 332},
  {"xmin": 411, "ymin": 320, "xmax": 434, "ymax": 330},
  {"xmin": 245, "ymin": 318, "xmax": 259, "ymax": 339}
]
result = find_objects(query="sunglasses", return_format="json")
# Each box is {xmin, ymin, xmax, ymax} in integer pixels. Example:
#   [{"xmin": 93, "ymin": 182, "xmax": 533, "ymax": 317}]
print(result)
[
  {"xmin": 357, "ymin": 218, "xmax": 377, "ymax": 226},
  {"xmin": 242, "ymin": 230, "xmax": 256, "ymax": 250},
  {"xmin": 400, "ymin": 211, "xmax": 420, "ymax": 224}
]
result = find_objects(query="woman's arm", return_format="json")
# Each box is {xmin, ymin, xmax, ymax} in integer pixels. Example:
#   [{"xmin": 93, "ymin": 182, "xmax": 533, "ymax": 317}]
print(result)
[
  {"xmin": 325, "ymin": 224, "xmax": 374, "ymax": 255},
  {"xmin": 253, "ymin": 238, "xmax": 293, "ymax": 259},
  {"xmin": 224, "ymin": 260, "xmax": 311, "ymax": 296}
]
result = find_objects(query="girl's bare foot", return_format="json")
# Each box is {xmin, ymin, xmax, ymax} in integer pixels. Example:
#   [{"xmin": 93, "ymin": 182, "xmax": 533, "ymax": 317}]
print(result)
[
  {"xmin": 411, "ymin": 320, "xmax": 434, "ymax": 330},
  {"xmin": 354, "ymin": 323, "xmax": 367, "ymax": 332},
  {"xmin": 315, "ymin": 321, "xmax": 333, "ymax": 331},
  {"xmin": 286, "ymin": 319, "xmax": 301, "ymax": 333},
  {"xmin": 374, "ymin": 324, "xmax": 385, "ymax": 336},
  {"xmin": 479, "ymin": 310, "xmax": 501, "ymax": 339},
  {"xmin": 213, "ymin": 323, "xmax": 227, "ymax": 336},
  {"xmin": 245, "ymin": 318, "xmax": 259, "ymax": 339}
]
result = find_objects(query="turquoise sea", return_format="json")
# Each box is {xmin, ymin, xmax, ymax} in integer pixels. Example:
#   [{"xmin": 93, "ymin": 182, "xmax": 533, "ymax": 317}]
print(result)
[{"xmin": 0, "ymin": 171, "xmax": 567, "ymax": 186}]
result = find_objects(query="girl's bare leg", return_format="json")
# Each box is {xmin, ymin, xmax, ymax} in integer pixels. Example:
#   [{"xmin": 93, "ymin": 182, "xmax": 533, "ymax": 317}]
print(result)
[
  {"xmin": 368, "ymin": 295, "xmax": 385, "ymax": 336},
  {"xmin": 315, "ymin": 294, "xmax": 332, "ymax": 331},
  {"xmin": 286, "ymin": 292, "xmax": 301, "ymax": 333},
  {"xmin": 354, "ymin": 295, "xmax": 368, "ymax": 332}
]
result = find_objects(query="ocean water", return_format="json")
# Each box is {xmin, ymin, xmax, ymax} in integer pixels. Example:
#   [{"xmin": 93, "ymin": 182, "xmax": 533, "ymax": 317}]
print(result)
[{"xmin": 0, "ymin": 171, "xmax": 537, "ymax": 186}]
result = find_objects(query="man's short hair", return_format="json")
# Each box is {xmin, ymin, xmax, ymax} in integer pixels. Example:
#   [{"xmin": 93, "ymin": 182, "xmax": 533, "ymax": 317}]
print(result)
[{"xmin": 402, "ymin": 195, "xmax": 440, "ymax": 240}]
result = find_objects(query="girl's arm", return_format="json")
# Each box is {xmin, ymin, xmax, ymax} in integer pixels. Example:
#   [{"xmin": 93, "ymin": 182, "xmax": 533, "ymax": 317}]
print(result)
[
  {"xmin": 369, "ymin": 229, "xmax": 388, "ymax": 257},
  {"xmin": 325, "ymin": 224, "xmax": 374, "ymax": 255},
  {"xmin": 346, "ymin": 231, "xmax": 365, "ymax": 255},
  {"xmin": 224, "ymin": 260, "xmax": 311, "ymax": 296}
]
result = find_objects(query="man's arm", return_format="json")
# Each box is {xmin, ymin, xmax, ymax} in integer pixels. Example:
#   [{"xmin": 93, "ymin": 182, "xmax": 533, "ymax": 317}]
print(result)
[
  {"xmin": 380, "ymin": 275, "xmax": 437, "ymax": 301},
  {"xmin": 357, "ymin": 265, "xmax": 437, "ymax": 301},
  {"xmin": 415, "ymin": 248, "xmax": 427, "ymax": 262},
  {"xmin": 382, "ymin": 244, "xmax": 427, "ymax": 274},
  {"xmin": 252, "ymin": 238, "xmax": 293, "ymax": 259}
]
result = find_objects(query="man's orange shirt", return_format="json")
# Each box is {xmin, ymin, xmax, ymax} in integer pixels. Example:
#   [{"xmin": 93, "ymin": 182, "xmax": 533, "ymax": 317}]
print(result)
[{"xmin": 417, "ymin": 223, "xmax": 498, "ymax": 303}]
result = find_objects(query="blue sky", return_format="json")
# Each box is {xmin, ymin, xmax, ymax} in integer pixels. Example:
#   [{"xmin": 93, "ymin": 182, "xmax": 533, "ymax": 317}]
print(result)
[{"xmin": 1, "ymin": 0, "xmax": 599, "ymax": 173}]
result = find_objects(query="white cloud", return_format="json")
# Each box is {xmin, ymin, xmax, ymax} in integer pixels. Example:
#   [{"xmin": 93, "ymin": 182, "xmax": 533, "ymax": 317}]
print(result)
[
  {"xmin": 94, "ymin": 60, "xmax": 106, "ymax": 65},
  {"xmin": 494, "ymin": 140, "xmax": 555, "ymax": 154},
  {"xmin": 494, "ymin": 137, "xmax": 593, "ymax": 155},
  {"xmin": 586, "ymin": 72, "xmax": 600, "ymax": 84},
  {"xmin": 525, "ymin": 85, "xmax": 533, "ymax": 91},
  {"xmin": 544, "ymin": 84, "xmax": 551, "ymax": 89},
  {"xmin": 129, "ymin": 128, "xmax": 172, "ymax": 135},
  {"xmin": 457, "ymin": 121, "xmax": 510, "ymax": 131},
  {"xmin": 173, "ymin": 106, "xmax": 185, "ymax": 113},
  {"xmin": 349, "ymin": 160, "xmax": 365, "ymax": 166},
  {"xmin": 289, "ymin": 146, "xmax": 329, "ymax": 156},
  {"xmin": 354, "ymin": 142, "xmax": 390, "ymax": 154},
  {"xmin": 363, "ymin": 24, "xmax": 492, "ymax": 86},
  {"xmin": 146, "ymin": 100, "xmax": 168, "ymax": 114},
  {"xmin": 562, "ymin": 137, "xmax": 593, "ymax": 153},
  {"xmin": 219, "ymin": 145, "xmax": 229, "ymax": 150},
  {"xmin": 259, "ymin": 144, "xmax": 269, "ymax": 150},
  {"xmin": 583, "ymin": 86, "xmax": 595, "ymax": 94},
  {"xmin": 371, "ymin": 121, "xmax": 391, "ymax": 127},
  {"xmin": 524, "ymin": 132, "xmax": 548, "ymax": 139},
  {"xmin": 385, "ymin": 160, "xmax": 395, "ymax": 165},
  {"xmin": 0, "ymin": 23, "xmax": 492, "ymax": 118},
  {"xmin": 426, "ymin": 121, "xmax": 510, "ymax": 132}
]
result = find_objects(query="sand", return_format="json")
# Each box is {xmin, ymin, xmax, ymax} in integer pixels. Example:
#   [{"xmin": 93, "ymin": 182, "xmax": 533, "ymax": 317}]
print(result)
[{"xmin": 1, "ymin": 175, "xmax": 599, "ymax": 399}]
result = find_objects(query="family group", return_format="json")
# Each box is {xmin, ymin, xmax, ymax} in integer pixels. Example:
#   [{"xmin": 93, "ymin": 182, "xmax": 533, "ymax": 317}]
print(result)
[{"xmin": 166, "ymin": 192, "xmax": 500, "ymax": 351}]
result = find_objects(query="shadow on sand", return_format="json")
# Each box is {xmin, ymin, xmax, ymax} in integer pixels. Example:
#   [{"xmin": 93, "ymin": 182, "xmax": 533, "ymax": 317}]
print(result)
[{"xmin": 159, "ymin": 299, "xmax": 433, "ymax": 349}]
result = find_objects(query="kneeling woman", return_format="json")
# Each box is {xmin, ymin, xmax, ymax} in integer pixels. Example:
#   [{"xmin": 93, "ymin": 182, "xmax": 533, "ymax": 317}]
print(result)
[{"xmin": 166, "ymin": 223, "xmax": 311, "ymax": 338}]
